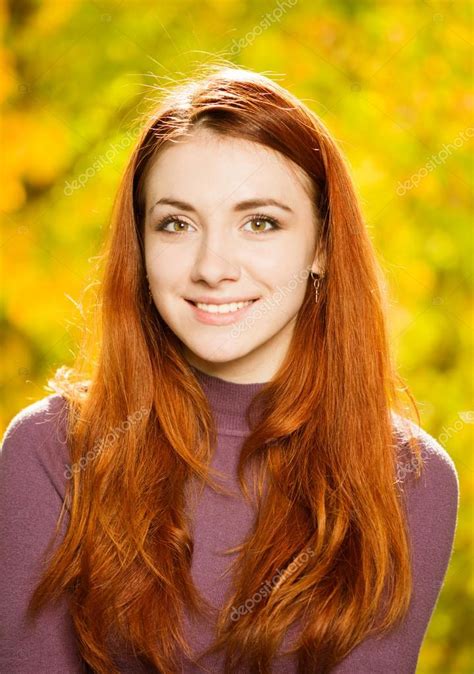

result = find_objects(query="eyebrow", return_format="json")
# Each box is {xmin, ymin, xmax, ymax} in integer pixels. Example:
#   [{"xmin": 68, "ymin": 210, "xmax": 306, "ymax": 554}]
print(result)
[{"xmin": 147, "ymin": 197, "xmax": 294, "ymax": 216}]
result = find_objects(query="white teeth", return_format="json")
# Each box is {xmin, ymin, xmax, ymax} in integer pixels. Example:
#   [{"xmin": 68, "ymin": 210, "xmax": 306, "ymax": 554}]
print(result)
[{"xmin": 195, "ymin": 300, "xmax": 254, "ymax": 314}]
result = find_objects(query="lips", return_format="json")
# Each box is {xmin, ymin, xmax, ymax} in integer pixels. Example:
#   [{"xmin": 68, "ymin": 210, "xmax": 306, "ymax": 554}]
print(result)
[{"xmin": 185, "ymin": 297, "xmax": 259, "ymax": 325}]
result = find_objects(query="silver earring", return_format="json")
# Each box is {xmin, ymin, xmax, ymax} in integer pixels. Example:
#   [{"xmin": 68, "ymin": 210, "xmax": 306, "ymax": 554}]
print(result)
[{"xmin": 310, "ymin": 270, "xmax": 325, "ymax": 303}]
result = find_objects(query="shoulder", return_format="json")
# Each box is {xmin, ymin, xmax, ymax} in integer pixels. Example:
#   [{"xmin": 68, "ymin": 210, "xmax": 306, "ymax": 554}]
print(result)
[
  {"xmin": 391, "ymin": 412, "xmax": 459, "ymax": 556},
  {"xmin": 1, "ymin": 393, "xmax": 69, "ymax": 452},
  {"xmin": 391, "ymin": 412, "xmax": 459, "ymax": 500},
  {"xmin": 0, "ymin": 394, "xmax": 71, "ymax": 498}
]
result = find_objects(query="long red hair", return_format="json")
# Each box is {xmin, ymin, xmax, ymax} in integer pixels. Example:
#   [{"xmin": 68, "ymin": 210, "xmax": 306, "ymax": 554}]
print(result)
[{"xmin": 28, "ymin": 64, "xmax": 425, "ymax": 673}]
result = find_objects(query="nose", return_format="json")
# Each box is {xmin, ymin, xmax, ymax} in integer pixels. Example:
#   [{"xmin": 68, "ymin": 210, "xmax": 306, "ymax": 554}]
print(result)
[{"xmin": 189, "ymin": 231, "xmax": 241, "ymax": 286}]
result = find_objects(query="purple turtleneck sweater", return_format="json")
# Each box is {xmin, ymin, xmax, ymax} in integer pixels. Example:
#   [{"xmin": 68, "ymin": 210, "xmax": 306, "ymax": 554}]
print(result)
[{"xmin": 0, "ymin": 366, "xmax": 459, "ymax": 673}]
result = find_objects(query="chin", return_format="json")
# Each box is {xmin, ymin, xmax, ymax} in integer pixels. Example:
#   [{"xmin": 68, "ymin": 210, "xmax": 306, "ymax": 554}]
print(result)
[{"xmin": 182, "ymin": 341, "xmax": 253, "ymax": 365}]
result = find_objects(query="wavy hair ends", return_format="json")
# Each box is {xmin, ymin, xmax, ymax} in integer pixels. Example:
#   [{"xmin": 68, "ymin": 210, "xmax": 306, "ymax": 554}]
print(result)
[{"xmin": 28, "ymin": 64, "xmax": 425, "ymax": 674}]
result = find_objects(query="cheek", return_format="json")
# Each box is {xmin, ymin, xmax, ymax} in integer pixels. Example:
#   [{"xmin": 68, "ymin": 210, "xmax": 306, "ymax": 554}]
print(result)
[
  {"xmin": 271, "ymin": 263, "xmax": 311, "ymax": 311},
  {"xmin": 259, "ymin": 250, "xmax": 310, "ymax": 291},
  {"xmin": 145, "ymin": 249, "xmax": 179, "ymax": 288}
]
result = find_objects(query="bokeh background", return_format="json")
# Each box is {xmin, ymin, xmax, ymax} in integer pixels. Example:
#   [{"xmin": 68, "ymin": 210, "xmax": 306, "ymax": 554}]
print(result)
[{"xmin": 1, "ymin": 0, "xmax": 472, "ymax": 671}]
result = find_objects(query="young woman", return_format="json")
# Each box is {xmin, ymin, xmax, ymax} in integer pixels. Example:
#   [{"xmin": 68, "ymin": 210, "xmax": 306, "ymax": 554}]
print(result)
[{"xmin": 0, "ymin": 66, "xmax": 458, "ymax": 674}]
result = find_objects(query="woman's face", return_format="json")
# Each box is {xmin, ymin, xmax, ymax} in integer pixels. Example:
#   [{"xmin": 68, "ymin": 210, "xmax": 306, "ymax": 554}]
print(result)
[{"xmin": 143, "ymin": 128, "xmax": 324, "ymax": 383}]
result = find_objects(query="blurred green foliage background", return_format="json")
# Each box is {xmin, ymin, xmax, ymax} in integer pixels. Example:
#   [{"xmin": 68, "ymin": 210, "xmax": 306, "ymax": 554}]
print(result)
[{"xmin": 1, "ymin": 0, "xmax": 472, "ymax": 671}]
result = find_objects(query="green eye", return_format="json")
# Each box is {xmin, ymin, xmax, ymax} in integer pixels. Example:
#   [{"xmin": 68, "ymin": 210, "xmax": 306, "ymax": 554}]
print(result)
[
  {"xmin": 154, "ymin": 217, "xmax": 190, "ymax": 233},
  {"xmin": 244, "ymin": 216, "xmax": 280, "ymax": 234}
]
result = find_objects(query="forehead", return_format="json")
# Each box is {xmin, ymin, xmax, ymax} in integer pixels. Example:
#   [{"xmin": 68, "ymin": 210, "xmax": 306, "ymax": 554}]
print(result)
[{"xmin": 143, "ymin": 129, "xmax": 315, "ymax": 209}]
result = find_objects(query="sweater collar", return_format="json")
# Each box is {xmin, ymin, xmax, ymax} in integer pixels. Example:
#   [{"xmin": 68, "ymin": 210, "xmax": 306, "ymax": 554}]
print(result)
[{"xmin": 190, "ymin": 365, "xmax": 268, "ymax": 434}]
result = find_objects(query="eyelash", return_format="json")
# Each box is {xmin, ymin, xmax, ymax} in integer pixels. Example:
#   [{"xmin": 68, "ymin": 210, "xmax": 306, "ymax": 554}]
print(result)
[{"xmin": 153, "ymin": 213, "xmax": 282, "ymax": 235}]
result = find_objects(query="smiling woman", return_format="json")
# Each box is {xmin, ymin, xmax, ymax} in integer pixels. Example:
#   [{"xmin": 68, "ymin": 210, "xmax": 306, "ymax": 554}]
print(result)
[{"xmin": 0, "ymin": 65, "xmax": 458, "ymax": 674}]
